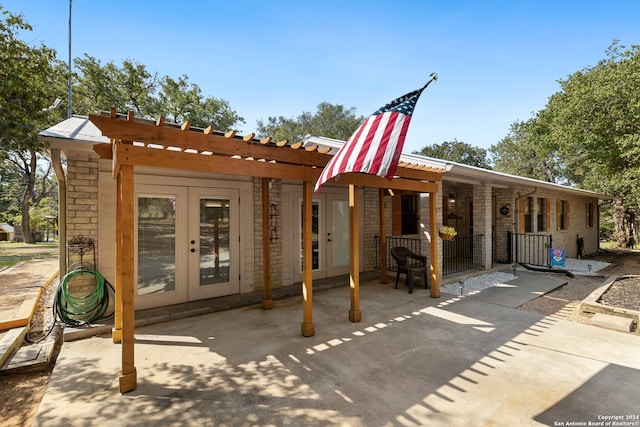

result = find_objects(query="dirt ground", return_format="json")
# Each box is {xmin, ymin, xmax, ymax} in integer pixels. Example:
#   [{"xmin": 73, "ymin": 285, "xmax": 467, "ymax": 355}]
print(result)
[{"xmin": 0, "ymin": 249, "xmax": 638, "ymax": 427}]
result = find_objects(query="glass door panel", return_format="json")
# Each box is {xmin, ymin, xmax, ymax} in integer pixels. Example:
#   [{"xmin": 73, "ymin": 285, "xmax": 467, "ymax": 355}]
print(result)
[
  {"xmin": 137, "ymin": 195, "xmax": 177, "ymax": 296},
  {"xmin": 199, "ymin": 198, "xmax": 230, "ymax": 286},
  {"xmin": 188, "ymin": 187, "xmax": 239, "ymax": 300}
]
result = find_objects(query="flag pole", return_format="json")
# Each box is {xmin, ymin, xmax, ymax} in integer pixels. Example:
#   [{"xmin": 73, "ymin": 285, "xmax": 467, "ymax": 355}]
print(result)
[{"xmin": 422, "ymin": 73, "xmax": 438, "ymax": 90}]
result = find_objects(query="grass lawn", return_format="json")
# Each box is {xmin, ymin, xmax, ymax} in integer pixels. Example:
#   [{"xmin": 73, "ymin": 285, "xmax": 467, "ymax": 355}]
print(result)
[{"xmin": 0, "ymin": 241, "xmax": 58, "ymax": 268}]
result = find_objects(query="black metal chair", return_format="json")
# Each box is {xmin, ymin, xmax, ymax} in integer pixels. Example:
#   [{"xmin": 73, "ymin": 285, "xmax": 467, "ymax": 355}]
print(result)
[{"xmin": 390, "ymin": 246, "xmax": 428, "ymax": 294}]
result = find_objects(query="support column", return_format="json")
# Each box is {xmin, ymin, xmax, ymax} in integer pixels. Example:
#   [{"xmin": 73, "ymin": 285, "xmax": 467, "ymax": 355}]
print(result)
[
  {"xmin": 301, "ymin": 180, "xmax": 315, "ymax": 337},
  {"xmin": 473, "ymin": 182, "xmax": 493, "ymax": 270},
  {"xmin": 261, "ymin": 178, "xmax": 273, "ymax": 309},
  {"xmin": 349, "ymin": 185, "xmax": 362, "ymax": 322},
  {"xmin": 112, "ymin": 172, "xmax": 122, "ymax": 343},
  {"xmin": 119, "ymin": 164, "xmax": 137, "ymax": 393},
  {"xmin": 429, "ymin": 191, "xmax": 441, "ymax": 298},
  {"xmin": 378, "ymin": 188, "xmax": 388, "ymax": 284}
]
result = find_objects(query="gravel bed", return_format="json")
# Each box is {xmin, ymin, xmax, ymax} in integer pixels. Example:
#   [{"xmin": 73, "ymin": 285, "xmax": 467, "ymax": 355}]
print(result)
[
  {"xmin": 599, "ymin": 276, "xmax": 640, "ymax": 311},
  {"xmin": 441, "ymin": 272, "xmax": 517, "ymax": 296},
  {"xmin": 441, "ymin": 258, "xmax": 612, "ymax": 297}
]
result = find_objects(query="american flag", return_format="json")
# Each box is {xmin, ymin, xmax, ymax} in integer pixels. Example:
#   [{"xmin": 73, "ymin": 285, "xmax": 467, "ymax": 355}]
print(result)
[{"xmin": 315, "ymin": 74, "xmax": 437, "ymax": 192}]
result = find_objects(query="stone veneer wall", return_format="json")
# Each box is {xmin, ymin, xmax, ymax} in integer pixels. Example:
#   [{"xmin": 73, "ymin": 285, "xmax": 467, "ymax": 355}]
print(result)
[{"xmin": 65, "ymin": 151, "xmax": 100, "ymax": 266}]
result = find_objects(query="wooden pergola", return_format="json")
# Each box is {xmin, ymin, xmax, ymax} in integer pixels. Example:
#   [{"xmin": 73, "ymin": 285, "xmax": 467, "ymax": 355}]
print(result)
[{"xmin": 89, "ymin": 110, "xmax": 445, "ymax": 393}]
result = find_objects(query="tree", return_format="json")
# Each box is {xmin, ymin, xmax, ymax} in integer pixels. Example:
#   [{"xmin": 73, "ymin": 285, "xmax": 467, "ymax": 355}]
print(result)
[
  {"xmin": 490, "ymin": 120, "xmax": 562, "ymax": 182},
  {"xmin": 73, "ymin": 54, "xmax": 158, "ymax": 116},
  {"xmin": 0, "ymin": 8, "xmax": 66, "ymax": 243},
  {"xmin": 414, "ymin": 139, "xmax": 492, "ymax": 169},
  {"xmin": 73, "ymin": 60, "xmax": 244, "ymax": 131},
  {"xmin": 256, "ymin": 102, "xmax": 364, "ymax": 143},
  {"xmin": 490, "ymin": 41, "xmax": 640, "ymax": 246}
]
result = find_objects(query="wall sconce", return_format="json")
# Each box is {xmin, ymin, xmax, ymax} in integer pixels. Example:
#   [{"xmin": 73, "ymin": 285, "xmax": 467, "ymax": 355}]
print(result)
[{"xmin": 448, "ymin": 193, "xmax": 456, "ymax": 203}]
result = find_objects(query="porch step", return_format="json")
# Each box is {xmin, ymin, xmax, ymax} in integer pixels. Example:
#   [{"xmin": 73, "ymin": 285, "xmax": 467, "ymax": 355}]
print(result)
[
  {"xmin": 590, "ymin": 313, "xmax": 635, "ymax": 333},
  {"xmin": 0, "ymin": 327, "xmax": 28, "ymax": 369},
  {"xmin": 0, "ymin": 325, "xmax": 64, "ymax": 374}
]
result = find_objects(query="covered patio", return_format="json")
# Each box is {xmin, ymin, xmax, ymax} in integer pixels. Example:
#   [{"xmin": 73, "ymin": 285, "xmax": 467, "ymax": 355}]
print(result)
[{"xmin": 89, "ymin": 109, "xmax": 446, "ymax": 392}]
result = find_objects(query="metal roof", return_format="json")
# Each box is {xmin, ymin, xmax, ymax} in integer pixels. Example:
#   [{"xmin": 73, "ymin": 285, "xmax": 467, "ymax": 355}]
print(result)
[{"xmin": 302, "ymin": 135, "xmax": 612, "ymax": 200}]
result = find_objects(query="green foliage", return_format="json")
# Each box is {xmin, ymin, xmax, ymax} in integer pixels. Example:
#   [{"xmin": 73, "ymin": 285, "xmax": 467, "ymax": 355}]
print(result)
[
  {"xmin": 0, "ymin": 7, "xmax": 67, "ymax": 152},
  {"xmin": 256, "ymin": 102, "xmax": 364, "ymax": 143},
  {"xmin": 490, "ymin": 120, "xmax": 562, "ymax": 182},
  {"xmin": 414, "ymin": 139, "xmax": 492, "ymax": 169},
  {"xmin": 491, "ymin": 40, "xmax": 640, "ymax": 247},
  {"xmin": 0, "ymin": 7, "xmax": 65, "ymax": 243},
  {"xmin": 73, "ymin": 56, "xmax": 244, "ymax": 131}
]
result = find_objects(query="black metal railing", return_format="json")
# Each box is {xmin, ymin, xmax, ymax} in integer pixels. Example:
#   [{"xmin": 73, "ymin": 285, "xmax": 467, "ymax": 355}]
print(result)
[
  {"xmin": 508, "ymin": 232, "xmax": 552, "ymax": 267},
  {"xmin": 442, "ymin": 234, "xmax": 484, "ymax": 275},
  {"xmin": 374, "ymin": 234, "xmax": 485, "ymax": 276},
  {"xmin": 374, "ymin": 236, "xmax": 421, "ymax": 272}
]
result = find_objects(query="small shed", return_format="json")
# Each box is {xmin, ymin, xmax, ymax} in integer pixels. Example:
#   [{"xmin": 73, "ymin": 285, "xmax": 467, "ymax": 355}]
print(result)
[{"xmin": 0, "ymin": 224, "xmax": 15, "ymax": 241}]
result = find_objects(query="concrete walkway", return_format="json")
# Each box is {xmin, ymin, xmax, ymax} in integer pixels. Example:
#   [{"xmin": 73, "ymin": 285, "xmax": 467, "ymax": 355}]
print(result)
[{"xmin": 35, "ymin": 273, "xmax": 640, "ymax": 426}]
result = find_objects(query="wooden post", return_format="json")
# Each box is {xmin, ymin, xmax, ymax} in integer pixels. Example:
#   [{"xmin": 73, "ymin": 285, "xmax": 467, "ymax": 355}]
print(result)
[
  {"xmin": 378, "ymin": 188, "xmax": 388, "ymax": 284},
  {"xmin": 301, "ymin": 180, "xmax": 315, "ymax": 336},
  {"xmin": 429, "ymin": 192, "xmax": 440, "ymax": 298},
  {"xmin": 112, "ymin": 172, "xmax": 122, "ymax": 343},
  {"xmin": 119, "ymin": 163, "xmax": 137, "ymax": 393},
  {"xmin": 349, "ymin": 185, "xmax": 362, "ymax": 322},
  {"xmin": 261, "ymin": 178, "xmax": 273, "ymax": 309}
]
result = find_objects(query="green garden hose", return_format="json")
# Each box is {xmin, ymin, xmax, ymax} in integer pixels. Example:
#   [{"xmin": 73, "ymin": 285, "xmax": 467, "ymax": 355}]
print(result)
[{"xmin": 54, "ymin": 268, "xmax": 115, "ymax": 326}]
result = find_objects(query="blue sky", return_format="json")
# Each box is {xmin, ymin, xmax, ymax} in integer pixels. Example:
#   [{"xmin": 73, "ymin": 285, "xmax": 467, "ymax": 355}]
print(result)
[{"xmin": 4, "ymin": 1, "xmax": 640, "ymax": 152}]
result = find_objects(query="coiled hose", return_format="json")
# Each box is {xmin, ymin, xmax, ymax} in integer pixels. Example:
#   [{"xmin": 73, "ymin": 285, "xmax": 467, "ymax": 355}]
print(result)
[{"xmin": 54, "ymin": 268, "xmax": 115, "ymax": 327}]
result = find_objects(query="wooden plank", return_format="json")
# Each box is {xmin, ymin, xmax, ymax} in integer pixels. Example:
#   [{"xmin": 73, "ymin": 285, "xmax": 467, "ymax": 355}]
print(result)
[
  {"xmin": 89, "ymin": 115, "xmax": 446, "ymax": 183},
  {"xmin": 325, "ymin": 173, "xmax": 439, "ymax": 193},
  {"xmin": 119, "ymin": 164, "xmax": 137, "ymax": 393},
  {"xmin": 113, "ymin": 142, "xmax": 322, "ymax": 182},
  {"xmin": 93, "ymin": 143, "xmax": 113, "ymax": 159},
  {"xmin": 243, "ymin": 133, "xmax": 255, "ymax": 141},
  {"xmin": 349, "ymin": 185, "xmax": 361, "ymax": 322},
  {"xmin": 112, "ymin": 172, "xmax": 122, "ymax": 344},
  {"xmin": 89, "ymin": 115, "xmax": 330, "ymax": 168}
]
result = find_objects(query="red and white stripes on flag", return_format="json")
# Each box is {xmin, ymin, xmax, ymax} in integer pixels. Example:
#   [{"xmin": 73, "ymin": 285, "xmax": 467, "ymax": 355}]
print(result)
[{"xmin": 315, "ymin": 75, "xmax": 437, "ymax": 192}]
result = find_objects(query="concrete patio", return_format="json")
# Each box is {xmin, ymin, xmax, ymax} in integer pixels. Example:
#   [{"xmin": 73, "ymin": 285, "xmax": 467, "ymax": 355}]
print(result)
[{"xmin": 34, "ymin": 272, "xmax": 640, "ymax": 426}]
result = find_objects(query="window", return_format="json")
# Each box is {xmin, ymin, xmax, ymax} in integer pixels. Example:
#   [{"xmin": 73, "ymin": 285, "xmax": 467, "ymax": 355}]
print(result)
[
  {"xmin": 586, "ymin": 202, "xmax": 595, "ymax": 228},
  {"xmin": 524, "ymin": 197, "xmax": 533, "ymax": 233},
  {"xmin": 557, "ymin": 199, "xmax": 570, "ymax": 230},
  {"xmin": 391, "ymin": 193, "xmax": 419, "ymax": 235},
  {"xmin": 537, "ymin": 198, "xmax": 549, "ymax": 232},
  {"xmin": 518, "ymin": 197, "xmax": 533, "ymax": 233}
]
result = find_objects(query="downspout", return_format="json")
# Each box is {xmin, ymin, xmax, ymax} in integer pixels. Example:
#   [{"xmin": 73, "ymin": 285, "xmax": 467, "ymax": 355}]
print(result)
[{"xmin": 51, "ymin": 148, "xmax": 67, "ymax": 276}]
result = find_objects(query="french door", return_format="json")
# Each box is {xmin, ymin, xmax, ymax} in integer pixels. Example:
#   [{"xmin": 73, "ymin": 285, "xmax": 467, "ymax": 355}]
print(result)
[
  {"xmin": 135, "ymin": 185, "xmax": 239, "ymax": 310},
  {"xmin": 293, "ymin": 190, "xmax": 351, "ymax": 280}
]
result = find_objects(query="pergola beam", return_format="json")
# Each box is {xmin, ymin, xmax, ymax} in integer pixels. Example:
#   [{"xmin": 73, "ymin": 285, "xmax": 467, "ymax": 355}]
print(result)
[
  {"xmin": 325, "ymin": 173, "xmax": 439, "ymax": 193},
  {"xmin": 113, "ymin": 142, "xmax": 322, "ymax": 182}
]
